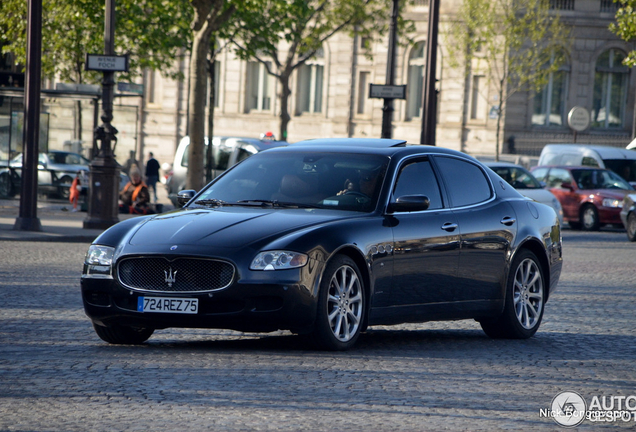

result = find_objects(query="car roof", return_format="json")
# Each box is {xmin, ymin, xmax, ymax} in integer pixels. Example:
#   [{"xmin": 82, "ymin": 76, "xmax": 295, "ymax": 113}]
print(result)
[{"xmin": 279, "ymin": 138, "xmax": 475, "ymax": 159}]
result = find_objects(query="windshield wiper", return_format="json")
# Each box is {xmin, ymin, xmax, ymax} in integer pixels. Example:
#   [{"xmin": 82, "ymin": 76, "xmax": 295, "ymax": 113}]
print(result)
[
  {"xmin": 194, "ymin": 199, "xmax": 229, "ymax": 207},
  {"xmin": 236, "ymin": 199, "xmax": 319, "ymax": 209}
]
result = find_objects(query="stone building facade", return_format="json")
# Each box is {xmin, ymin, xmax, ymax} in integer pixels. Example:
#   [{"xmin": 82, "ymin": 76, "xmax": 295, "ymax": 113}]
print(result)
[{"xmin": 2, "ymin": 0, "xmax": 633, "ymax": 171}]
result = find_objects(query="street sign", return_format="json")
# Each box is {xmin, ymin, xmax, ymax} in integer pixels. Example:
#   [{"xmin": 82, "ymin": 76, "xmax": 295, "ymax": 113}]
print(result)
[
  {"xmin": 369, "ymin": 84, "xmax": 407, "ymax": 99},
  {"xmin": 117, "ymin": 82, "xmax": 144, "ymax": 95},
  {"xmin": 567, "ymin": 106, "xmax": 590, "ymax": 132},
  {"xmin": 85, "ymin": 54, "xmax": 129, "ymax": 72}
]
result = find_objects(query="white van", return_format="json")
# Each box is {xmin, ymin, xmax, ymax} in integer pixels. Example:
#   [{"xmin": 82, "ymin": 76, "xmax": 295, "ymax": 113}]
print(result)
[{"xmin": 538, "ymin": 144, "xmax": 636, "ymax": 186}]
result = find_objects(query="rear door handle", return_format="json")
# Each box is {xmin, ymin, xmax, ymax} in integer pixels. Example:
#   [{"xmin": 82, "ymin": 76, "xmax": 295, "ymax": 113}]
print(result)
[
  {"xmin": 500, "ymin": 216, "xmax": 516, "ymax": 226},
  {"xmin": 442, "ymin": 222, "xmax": 458, "ymax": 232}
]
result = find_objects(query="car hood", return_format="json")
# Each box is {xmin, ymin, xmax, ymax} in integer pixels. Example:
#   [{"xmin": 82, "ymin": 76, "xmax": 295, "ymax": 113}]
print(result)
[{"xmin": 128, "ymin": 207, "xmax": 356, "ymax": 248}]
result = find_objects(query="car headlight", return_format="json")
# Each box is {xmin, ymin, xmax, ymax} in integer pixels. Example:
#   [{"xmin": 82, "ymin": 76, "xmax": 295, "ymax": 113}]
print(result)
[
  {"xmin": 84, "ymin": 245, "xmax": 115, "ymax": 278},
  {"xmin": 602, "ymin": 198, "xmax": 623, "ymax": 208},
  {"xmin": 250, "ymin": 251, "xmax": 308, "ymax": 271}
]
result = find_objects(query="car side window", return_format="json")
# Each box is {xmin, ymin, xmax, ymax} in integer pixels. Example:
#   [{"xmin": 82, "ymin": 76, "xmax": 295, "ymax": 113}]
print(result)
[
  {"xmin": 582, "ymin": 156, "xmax": 599, "ymax": 167},
  {"xmin": 393, "ymin": 159, "xmax": 443, "ymax": 210},
  {"xmin": 435, "ymin": 156, "xmax": 492, "ymax": 207},
  {"xmin": 546, "ymin": 168, "xmax": 571, "ymax": 188},
  {"xmin": 532, "ymin": 167, "xmax": 549, "ymax": 182}
]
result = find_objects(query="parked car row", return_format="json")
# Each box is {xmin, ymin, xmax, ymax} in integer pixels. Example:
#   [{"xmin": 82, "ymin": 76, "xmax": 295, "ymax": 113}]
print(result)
[{"xmin": 0, "ymin": 150, "xmax": 130, "ymax": 202}]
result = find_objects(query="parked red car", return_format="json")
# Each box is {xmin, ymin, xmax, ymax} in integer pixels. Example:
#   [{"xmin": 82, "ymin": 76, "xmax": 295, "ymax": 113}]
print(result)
[{"xmin": 531, "ymin": 166, "xmax": 634, "ymax": 231}]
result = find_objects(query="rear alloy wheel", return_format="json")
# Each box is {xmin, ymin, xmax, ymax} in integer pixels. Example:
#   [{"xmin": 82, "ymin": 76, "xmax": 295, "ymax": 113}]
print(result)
[
  {"xmin": 627, "ymin": 212, "xmax": 636, "ymax": 242},
  {"xmin": 311, "ymin": 255, "xmax": 365, "ymax": 350},
  {"xmin": 93, "ymin": 323, "xmax": 154, "ymax": 344},
  {"xmin": 480, "ymin": 249, "xmax": 545, "ymax": 339},
  {"xmin": 581, "ymin": 205, "xmax": 600, "ymax": 231}
]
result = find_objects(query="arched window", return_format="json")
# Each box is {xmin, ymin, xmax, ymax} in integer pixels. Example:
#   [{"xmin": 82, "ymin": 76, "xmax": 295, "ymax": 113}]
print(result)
[
  {"xmin": 406, "ymin": 41, "xmax": 426, "ymax": 120},
  {"xmin": 296, "ymin": 48, "xmax": 324, "ymax": 115},
  {"xmin": 592, "ymin": 49, "xmax": 629, "ymax": 128},
  {"xmin": 532, "ymin": 51, "xmax": 569, "ymax": 126}
]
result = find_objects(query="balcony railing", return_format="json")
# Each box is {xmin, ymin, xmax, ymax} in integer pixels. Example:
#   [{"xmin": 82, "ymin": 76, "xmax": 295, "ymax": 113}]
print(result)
[
  {"xmin": 600, "ymin": 0, "xmax": 620, "ymax": 13},
  {"xmin": 550, "ymin": 0, "xmax": 575, "ymax": 10}
]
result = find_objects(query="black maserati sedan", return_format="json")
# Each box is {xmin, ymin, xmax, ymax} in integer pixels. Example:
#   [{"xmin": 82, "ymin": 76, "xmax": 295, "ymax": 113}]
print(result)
[{"xmin": 82, "ymin": 138, "xmax": 563, "ymax": 350}]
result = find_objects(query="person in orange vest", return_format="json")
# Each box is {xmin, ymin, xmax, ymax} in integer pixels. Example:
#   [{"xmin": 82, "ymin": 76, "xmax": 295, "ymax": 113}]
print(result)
[
  {"xmin": 69, "ymin": 170, "xmax": 83, "ymax": 212},
  {"xmin": 119, "ymin": 165, "xmax": 153, "ymax": 214}
]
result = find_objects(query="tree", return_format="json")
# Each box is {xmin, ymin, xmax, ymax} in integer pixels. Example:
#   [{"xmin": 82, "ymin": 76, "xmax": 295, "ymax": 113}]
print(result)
[
  {"xmin": 185, "ymin": 0, "xmax": 238, "ymax": 191},
  {"xmin": 610, "ymin": 0, "xmax": 636, "ymax": 67},
  {"xmin": 0, "ymin": 0, "xmax": 191, "ymax": 142},
  {"xmin": 446, "ymin": 0, "xmax": 570, "ymax": 160},
  {"xmin": 230, "ymin": 0, "xmax": 406, "ymax": 142}
]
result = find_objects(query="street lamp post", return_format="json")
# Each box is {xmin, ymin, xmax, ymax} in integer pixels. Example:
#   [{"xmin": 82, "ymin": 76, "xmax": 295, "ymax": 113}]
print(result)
[
  {"xmin": 381, "ymin": 0, "xmax": 399, "ymax": 139},
  {"xmin": 420, "ymin": 0, "xmax": 440, "ymax": 145},
  {"xmin": 83, "ymin": 0, "xmax": 120, "ymax": 229},
  {"xmin": 14, "ymin": 0, "xmax": 43, "ymax": 232}
]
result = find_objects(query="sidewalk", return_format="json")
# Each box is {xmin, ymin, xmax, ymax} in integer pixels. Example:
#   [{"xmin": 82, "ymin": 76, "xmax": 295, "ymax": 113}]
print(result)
[{"xmin": 0, "ymin": 185, "xmax": 175, "ymax": 243}]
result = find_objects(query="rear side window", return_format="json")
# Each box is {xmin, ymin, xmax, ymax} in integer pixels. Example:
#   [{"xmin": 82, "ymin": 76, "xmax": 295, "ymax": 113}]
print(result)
[
  {"xmin": 546, "ymin": 168, "xmax": 571, "ymax": 188},
  {"xmin": 435, "ymin": 156, "xmax": 492, "ymax": 207},
  {"xmin": 393, "ymin": 159, "xmax": 444, "ymax": 210}
]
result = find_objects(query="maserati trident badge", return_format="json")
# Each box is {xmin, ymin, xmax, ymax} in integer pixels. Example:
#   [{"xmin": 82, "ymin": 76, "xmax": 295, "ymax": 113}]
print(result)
[{"xmin": 164, "ymin": 268, "xmax": 177, "ymax": 287}]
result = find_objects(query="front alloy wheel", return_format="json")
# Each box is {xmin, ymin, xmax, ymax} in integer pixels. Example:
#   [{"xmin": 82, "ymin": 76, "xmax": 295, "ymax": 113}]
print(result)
[
  {"xmin": 581, "ymin": 205, "xmax": 600, "ymax": 231},
  {"xmin": 480, "ymin": 249, "xmax": 545, "ymax": 339},
  {"xmin": 312, "ymin": 255, "xmax": 365, "ymax": 350}
]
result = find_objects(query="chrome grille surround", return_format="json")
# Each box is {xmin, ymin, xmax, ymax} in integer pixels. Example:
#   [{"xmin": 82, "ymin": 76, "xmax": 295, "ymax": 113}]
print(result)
[{"xmin": 117, "ymin": 256, "xmax": 235, "ymax": 293}]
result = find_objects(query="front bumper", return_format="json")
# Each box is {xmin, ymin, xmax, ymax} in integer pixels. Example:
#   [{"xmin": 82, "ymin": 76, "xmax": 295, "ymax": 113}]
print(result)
[{"xmin": 81, "ymin": 272, "xmax": 318, "ymax": 333}]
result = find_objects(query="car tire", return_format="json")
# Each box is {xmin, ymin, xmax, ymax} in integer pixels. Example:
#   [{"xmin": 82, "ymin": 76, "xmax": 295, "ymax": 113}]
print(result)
[
  {"xmin": 93, "ymin": 323, "xmax": 154, "ymax": 344},
  {"xmin": 311, "ymin": 255, "xmax": 365, "ymax": 351},
  {"xmin": 581, "ymin": 205, "xmax": 600, "ymax": 231},
  {"xmin": 627, "ymin": 212, "xmax": 636, "ymax": 242},
  {"xmin": 57, "ymin": 175, "xmax": 73, "ymax": 200},
  {"xmin": 0, "ymin": 172, "xmax": 13, "ymax": 198},
  {"xmin": 480, "ymin": 249, "xmax": 545, "ymax": 339}
]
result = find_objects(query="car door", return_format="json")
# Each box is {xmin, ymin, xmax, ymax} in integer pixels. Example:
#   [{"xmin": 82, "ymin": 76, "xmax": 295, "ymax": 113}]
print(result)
[
  {"xmin": 433, "ymin": 156, "xmax": 516, "ymax": 303},
  {"xmin": 389, "ymin": 157, "xmax": 460, "ymax": 306},
  {"xmin": 545, "ymin": 168, "xmax": 579, "ymax": 220}
]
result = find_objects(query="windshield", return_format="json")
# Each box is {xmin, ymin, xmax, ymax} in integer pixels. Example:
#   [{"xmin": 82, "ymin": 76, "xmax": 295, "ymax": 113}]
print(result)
[
  {"xmin": 571, "ymin": 169, "xmax": 634, "ymax": 191},
  {"xmin": 490, "ymin": 166, "xmax": 542, "ymax": 189},
  {"xmin": 191, "ymin": 151, "xmax": 390, "ymax": 212}
]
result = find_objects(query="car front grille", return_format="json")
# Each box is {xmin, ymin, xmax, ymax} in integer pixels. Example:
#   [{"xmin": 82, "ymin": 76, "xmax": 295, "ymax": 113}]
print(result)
[{"xmin": 117, "ymin": 257, "xmax": 235, "ymax": 293}]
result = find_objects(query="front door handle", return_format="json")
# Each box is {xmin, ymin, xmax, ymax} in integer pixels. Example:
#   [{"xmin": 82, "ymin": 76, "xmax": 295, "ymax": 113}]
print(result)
[
  {"xmin": 500, "ymin": 216, "xmax": 516, "ymax": 226},
  {"xmin": 442, "ymin": 222, "xmax": 458, "ymax": 232}
]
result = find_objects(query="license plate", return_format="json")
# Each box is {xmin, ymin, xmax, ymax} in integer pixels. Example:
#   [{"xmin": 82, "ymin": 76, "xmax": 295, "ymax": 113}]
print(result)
[{"xmin": 137, "ymin": 297, "xmax": 198, "ymax": 314}]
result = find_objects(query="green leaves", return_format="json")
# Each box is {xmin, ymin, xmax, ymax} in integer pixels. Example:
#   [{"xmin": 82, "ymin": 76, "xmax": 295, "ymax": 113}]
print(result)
[{"xmin": 610, "ymin": 0, "xmax": 636, "ymax": 67}]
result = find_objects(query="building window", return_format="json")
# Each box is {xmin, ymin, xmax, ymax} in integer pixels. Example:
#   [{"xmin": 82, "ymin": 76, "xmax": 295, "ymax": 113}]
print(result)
[
  {"xmin": 533, "ymin": 52, "xmax": 569, "ymax": 126},
  {"xmin": 357, "ymin": 71, "xmax": 370, "ymax": 115},
  {"xmin": 470, "ymin": 75, "xmax": 486, "ymax": 120},
  {"xmin": 245, "ymin": 61, "xmax": 272, "ymax": 112},
  {"xmin": 592, "ymin": 49, "xmax": 629, "ymax": 128},
  {"xmin": 406, "ymin": 41, "xmax": 426, "ymax": 120},
  {"xmin": 296, "ymin": 49, "xmax": 324, "ymax": 115}
]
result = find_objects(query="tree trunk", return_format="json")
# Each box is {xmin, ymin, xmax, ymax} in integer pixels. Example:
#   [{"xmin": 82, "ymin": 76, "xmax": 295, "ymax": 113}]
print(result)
[
  {"xmin": 186, "ymin": 24, "xmax": 212, "ymax": 191},
  {"xmin": 279, "ymin": 72, "xmax": 292, "ymax": 141}
]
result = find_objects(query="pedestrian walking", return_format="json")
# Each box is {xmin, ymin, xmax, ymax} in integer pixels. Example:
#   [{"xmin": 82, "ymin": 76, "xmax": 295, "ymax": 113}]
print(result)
[
  {"xmin": 69, "ymin": 170, "xmax": 83, "ymax": 212},
  {"xmin": 145, "ymin": 152, "xmax": 160, "ymax": 203}
]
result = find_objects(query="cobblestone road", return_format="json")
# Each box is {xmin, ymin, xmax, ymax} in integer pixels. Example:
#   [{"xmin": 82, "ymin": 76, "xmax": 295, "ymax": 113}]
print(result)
[{"xmin": 1, "ymin": 229, "xmax": 635, "ymax": 431}]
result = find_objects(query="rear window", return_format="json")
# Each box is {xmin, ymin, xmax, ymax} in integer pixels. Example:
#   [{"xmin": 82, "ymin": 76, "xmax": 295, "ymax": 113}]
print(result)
[{"xmin": 602, "ymin": 159, "xmax": 636, "ymax": 182}]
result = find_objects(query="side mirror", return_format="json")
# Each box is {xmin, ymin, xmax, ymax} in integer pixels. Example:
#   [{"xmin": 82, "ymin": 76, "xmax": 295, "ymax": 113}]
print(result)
[
  {"xmin": 560, "ymin": 182, "xmax": 574, "ymax": 191},
  {"xmin": 390, "ymin": 195, "xmax": 430, "ymax": 213},
  {"xmin": 177, "ymin": 189, "xmax": 196, "ymax": 207}
]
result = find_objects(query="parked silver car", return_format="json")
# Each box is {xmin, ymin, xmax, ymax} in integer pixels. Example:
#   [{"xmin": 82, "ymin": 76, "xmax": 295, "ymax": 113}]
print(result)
[{"xmin": 2, "ymin": 150, "xmax": 90, "ymax": 199}]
